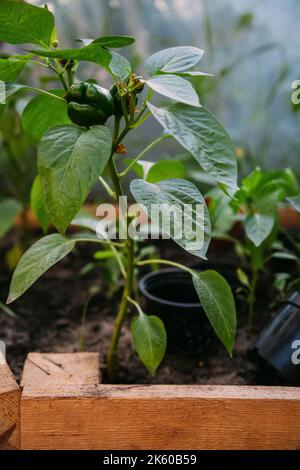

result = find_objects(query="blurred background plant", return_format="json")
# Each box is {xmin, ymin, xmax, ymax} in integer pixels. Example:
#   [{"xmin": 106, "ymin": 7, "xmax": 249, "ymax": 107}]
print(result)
[{"xmin": 23, "ymin": 0, "xmax": 300, "ymax": 179}]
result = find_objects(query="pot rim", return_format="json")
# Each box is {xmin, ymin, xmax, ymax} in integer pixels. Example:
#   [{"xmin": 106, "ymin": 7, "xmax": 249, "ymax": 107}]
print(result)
[{"xmin": 138, "ymin": 268, "xmax": 202, "ymax": 309}]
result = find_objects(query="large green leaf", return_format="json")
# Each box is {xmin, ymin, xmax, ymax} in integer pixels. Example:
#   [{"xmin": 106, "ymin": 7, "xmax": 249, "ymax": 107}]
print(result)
[
  {"xmin": 130, "ymin": 178, "xmax": 211, "ymax": 259},
  {"xmin": 7, "ymin": 234, "xmax": 75, "ymax": 304},
  {"xmin": 0, "ymin": 198, "xmax": 22, "ymax": 237},
  {"xmin": 146, "ymin": 74, "xmax": 200, "ymax": 107},
  {"xmin": 288, "ymin": 195, "xmax": 300, "ymax": 213},
  {"xmin": 0, "ymin": 0, "xmax": 55, "ymax": 46},
  {"xmin": 145, "ymin": 46, "xmax": 204, "ymax": 76},
  {"xmin": 147, "ymin": 102, "xmax": 238, "ymax": 194},
  {"xmin": 0, "ymin": 59, "xmax": 25, "ymax": 81},
  {"xmin": 30, "ymin": 175, "xmax": 50, "ymax": 234},
  {"xmin": 131, "ymin": 313, "xmax": 167, "ymax": 376},
  {"xmin": 22, "ymin": 90, "xmax": 71, "ymax": 143},
  {"xmin": 80, "ymin": 36, "xmax": 135, "ymax": 48},
  {"xmin": 192, "ymin": 270, "xmax": 236, "ymax": 355},
  {"xmin": 30, "ymin": 45, "xmax": 131, "ymax": 81},
  {"xmin": 245, "ymin": 213, "xmax": 275, "ymax": 247},
  {"xmin": 38, "ymin": 125, "xmax": 112, "ymax": 234}
]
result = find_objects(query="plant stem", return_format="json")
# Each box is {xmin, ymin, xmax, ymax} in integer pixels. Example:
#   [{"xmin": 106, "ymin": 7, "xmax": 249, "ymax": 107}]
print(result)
[
  {"xmin": 127, "ymin": 296, "xmax": 143, "ymax": 315},
  {"xmin": 107, "ymin": 235, "xmax": 134, "ymax": 382},
  {"xmin": 137, "ymin": 258, "xmax": 194, "ymax": 275},
  {"xmin": 118, "ymin": 134, "xmax": 171, "ymax": 178}
]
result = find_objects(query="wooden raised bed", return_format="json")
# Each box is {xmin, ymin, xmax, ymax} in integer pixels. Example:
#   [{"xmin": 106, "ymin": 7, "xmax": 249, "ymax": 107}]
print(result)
[{"xmin": 1, "ymin": 352, "xmax": 300, "ymax": 450}]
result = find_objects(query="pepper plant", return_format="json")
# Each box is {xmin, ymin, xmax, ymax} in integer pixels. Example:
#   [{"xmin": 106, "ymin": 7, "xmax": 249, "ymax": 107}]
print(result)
[{"xmin": 2, "ymin": 1, "xmax": 238, "ymax": 381}]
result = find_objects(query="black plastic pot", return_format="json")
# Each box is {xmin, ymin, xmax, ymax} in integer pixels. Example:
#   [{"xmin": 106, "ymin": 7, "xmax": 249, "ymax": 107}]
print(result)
[
  {"xmin": 250, "ymin": 291, "xmax": 300, "ymax": 385},
  {"xmin": 139, "ymin": 268, "xmax": 209, "ymax": 350}
]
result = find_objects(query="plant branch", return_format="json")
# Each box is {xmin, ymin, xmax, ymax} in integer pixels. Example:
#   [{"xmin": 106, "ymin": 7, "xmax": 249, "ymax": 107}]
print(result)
[
  {"xmin": 118, "ymin": 134, "xmax": 171, "ymax": 178},
  {"xmin": 98, "ymin": 176, "xmax": 117, "ymax": 199},
  {"xmin": 137, "ymin": 258, "xmax": 194, "ymax": 275},
  {"xmin": 107, "ymin": 236, "xmax": 135, "ymax": 382}
]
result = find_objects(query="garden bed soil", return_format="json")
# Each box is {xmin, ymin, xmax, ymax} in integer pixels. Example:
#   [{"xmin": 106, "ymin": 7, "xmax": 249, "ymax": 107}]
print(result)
[{"xmin": 0, "ymin": 231, "xmax": 289, "ymax": 386}]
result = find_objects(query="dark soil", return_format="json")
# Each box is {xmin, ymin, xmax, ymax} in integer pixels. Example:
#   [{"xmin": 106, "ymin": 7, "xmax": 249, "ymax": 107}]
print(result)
[{"xmin": 0, "ymin": 231, "xmax": 290, "ymax": 386}]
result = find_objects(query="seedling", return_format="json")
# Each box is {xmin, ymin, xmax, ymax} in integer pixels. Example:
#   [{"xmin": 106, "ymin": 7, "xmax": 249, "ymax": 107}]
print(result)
[{"xmin": 1, "ymin": 1, "xmax": 238, "ymax": 381}]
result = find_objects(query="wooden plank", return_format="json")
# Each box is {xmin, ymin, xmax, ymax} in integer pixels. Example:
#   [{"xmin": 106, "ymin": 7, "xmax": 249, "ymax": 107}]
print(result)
[
  {"xmin": 0, "ymin": 351, "xmax": 20, "ymax": 450},
  {"xmin": 21, "ymin": 384, "xmax": 300, "ymax": 450},
  {"xmin": 21, "ymin": 352, "xmax": 100, "ymax": 387}
]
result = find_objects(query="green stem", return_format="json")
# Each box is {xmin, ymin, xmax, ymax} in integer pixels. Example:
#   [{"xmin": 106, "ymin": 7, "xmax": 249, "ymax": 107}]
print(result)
[
  {"xmin": 98, "ymin": 176, "xmax": 116, "ymax": 199},
  {"xmin": 127, "ymin": 296, "xmax": 143, "ymax": 315},
  {"xmin": 137, "ymin": 258, "xmax": 194, "ymax": 275},
  {"xmin": 107, "ymin": 236, "xmax": 134, "ymax": 382},
  {"xmin": 79, "ymin": 295, "xmax": 91, "ymax": 352},
  {"xmin": 118, "ymin": 134, "xmax": 171, "ymax": 178},
  {"xmin": 132, "ymin": 111, "xmax": 151, "ymax": 129}
]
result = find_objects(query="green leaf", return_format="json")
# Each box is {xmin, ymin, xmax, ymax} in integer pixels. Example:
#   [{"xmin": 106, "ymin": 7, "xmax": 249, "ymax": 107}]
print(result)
[
  {"xmin": 245, "ymin": 213, "xmax": 275, "ymax": 247},
  {"xmin": 0, "ymin": 0, "xmax": 55, "ymax": 46},
  {"xmin": 236, "ymin": 268, "xmax": 250, "ymax": 288},
  {"xmin": 124, "ymin": 159, "xmax": 146, "ymax": 179},
  {"xmin": 131, "ymin": 313, "xmax": 167, "ymax": 376},
  {"xmin": 30, "ymin": 45, "xmax": 131, "ymax": 81},
  {"xmin": 0, "ymin": 300, "xmax": 17, "ymax": 318},
  {"xmin": 0, "ymin": 59, "xmax": 25, "ymax": 81},
  {"xmin": 7, "ymin": 234, "xmax": 75, "ymax": 304},
  {"xmin": 241, "ymin": 168, "xmax": 299, "ymax": 202},
  {"xmin": 94, "ymin": 250, "xmax": 115, "ymax": 260},
  {"xmin": 146, "ymin": 74, "xmax": 200, "ymax": 107},
  {"xmin": 145, "ymin": 46, "xmax": 204, "ymax": 76},
  {"xmin": 192, "ymin": 270, "xmax": 236, "ymax": 355},
  {"xmin": 22, "ymin": 90, "xmax": 70, "ymax": 143},
  {"xmin": 147, "ymin": 102, "xmax": 238, "ymax": 194},
  {"xmin": 80, "ymin": 36, "xmax": 135, "ymax": 48},
  {"xmin": 2, "ymin": 82, "xmax": 65, "ymax": 102},
  {"xmin": 38, "ymin": 125, "xmax": 112, "ymax": 234},
  {"xmin": 0, "ymin": 198, "xmax": 22, "ymax": 237},
  {"xmin": 207, "ymin": 186, "xmax": 236, "ymax": 235},
  {"xmin": 131, "ymin": 178, "xmax": 211, "ymax": 259},
  {"xmin": 147, "ymin": 160, "xmax": 186, "ymax": 183},
  {"xmin": 272, "ymin": 252, "xmax": 298, "ymax": 261},
  {"xmin": 288, "ymin": 195, "xmax": 300, "ymax": 213},
  {"xmin": 30, "ymin": 175, "xmax": 50, "ymax": 234}
]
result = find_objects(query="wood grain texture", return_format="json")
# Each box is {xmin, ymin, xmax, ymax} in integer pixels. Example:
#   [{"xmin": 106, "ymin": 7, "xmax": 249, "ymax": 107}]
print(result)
[
  {"xmin": 21, "ymin": 352, "xmax": 100, "ymax": 387},
  {"xmin": 21, "ymin": 384, "xmax": 300, "ymax": 450},
  {"xmin": 0, "ymin": 352, "xmax": 20, "ymax": 450}
]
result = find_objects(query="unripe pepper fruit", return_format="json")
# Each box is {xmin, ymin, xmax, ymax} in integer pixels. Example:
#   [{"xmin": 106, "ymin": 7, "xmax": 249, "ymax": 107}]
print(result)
[{"xmin": 65, "ymin": 82, "xmax": 114, "ymax": 127}]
